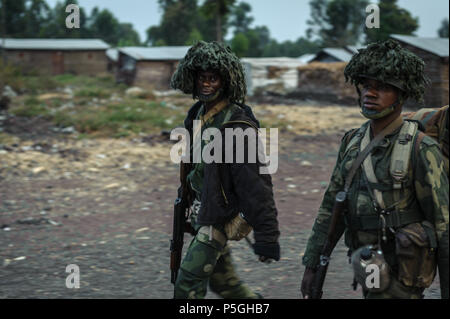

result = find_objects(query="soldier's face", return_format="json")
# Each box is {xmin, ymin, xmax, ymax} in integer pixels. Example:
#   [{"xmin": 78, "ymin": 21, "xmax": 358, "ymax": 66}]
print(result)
[
  {"xmin": 196, "ymin": 70, "xmax": 222, "ymax": 98},
  {"xmin": 359, "ymin": 79, "xmax": 399, "ymax": 113}
]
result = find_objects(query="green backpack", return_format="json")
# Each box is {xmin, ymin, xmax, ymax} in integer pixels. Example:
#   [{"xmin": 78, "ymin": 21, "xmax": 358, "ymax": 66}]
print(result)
[{"xmin": 404, "ymin": 105, "xmax": 449, "ymax": 177}]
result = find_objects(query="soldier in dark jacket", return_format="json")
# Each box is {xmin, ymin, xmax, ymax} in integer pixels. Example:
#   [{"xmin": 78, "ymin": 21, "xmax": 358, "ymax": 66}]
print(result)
[{"xmin": 171, "ymin": 41, "xmax": 280, "ymax": 299}]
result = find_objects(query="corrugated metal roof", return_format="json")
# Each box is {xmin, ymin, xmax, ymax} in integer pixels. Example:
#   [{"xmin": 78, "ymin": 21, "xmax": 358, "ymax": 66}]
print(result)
[
  {"xmin": 297, "ymin": 54, "xmax": 316, "ymax": 64},
  {"xmin": 321, "ymin": 48, "xmax": 354, "ymax": 62},
  {"xmin": 106, "ymin": 48, "xmax": 119, "ymax": 62},
  {"xmin": 242, "ymin": 57, "xmax": 305, "ymax": 66},
  {"xmin": 0, "ymin": 38, "xmax": 110, "ymax": 50},
  {"xmin": 346, "ymin": 45, "xmax": 365, "ymax": 54},
  {"xmin": 119, "ymin": 46, "xmax": 190, "ymax": 61},
  {"xmin": 391, "ymin": 35, "xmax": 449, "ymax": 57}
]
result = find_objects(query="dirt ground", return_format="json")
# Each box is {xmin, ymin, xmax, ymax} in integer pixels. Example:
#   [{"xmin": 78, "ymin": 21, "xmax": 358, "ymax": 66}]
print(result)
[{"xmin": 0, "ymin": 102, "xmax": 441, "ymax": 299}]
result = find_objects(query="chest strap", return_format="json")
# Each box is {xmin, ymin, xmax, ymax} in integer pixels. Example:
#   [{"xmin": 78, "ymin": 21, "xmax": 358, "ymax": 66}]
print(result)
[{"xmin": 348, "ymin": 209, "xmax": 424, "ymax": 231}]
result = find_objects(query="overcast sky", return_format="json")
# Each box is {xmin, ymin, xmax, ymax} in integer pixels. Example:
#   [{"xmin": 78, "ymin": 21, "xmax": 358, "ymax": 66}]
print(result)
[{"xmin": 45, "ymin": 0, "xmax": 449, "ymax": 43}]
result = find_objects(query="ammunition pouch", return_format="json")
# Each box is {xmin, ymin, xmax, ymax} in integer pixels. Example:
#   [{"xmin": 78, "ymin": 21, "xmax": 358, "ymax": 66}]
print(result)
[
  {"xmin": 224, "ymin": 213, "xmax": 252, "ymax": 241},
  {"xmin": 351, "ymin": 245, "xmax": 391, "ymax": 293},
  {"xmin": 395, "ymin": 221, "xmax": 437, "ymax": 288}
]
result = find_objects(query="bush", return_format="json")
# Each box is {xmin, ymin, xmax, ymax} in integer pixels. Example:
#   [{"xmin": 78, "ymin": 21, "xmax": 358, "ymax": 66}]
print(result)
[{"xmin": 0, "ymin": 61, "xmax": 25, "ymax": 92}]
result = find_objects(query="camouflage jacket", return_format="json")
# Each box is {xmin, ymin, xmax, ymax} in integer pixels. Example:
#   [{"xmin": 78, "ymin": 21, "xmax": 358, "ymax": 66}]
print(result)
[{"xmin": 302, "ymin": 120, "xmax": 449, "ymax": 297}]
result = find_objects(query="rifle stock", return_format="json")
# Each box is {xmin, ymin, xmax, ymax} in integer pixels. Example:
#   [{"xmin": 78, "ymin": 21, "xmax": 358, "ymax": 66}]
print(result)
[
  {"xmin": 310, "ymin": 191, "xmax": 347, "ymax": 299},
  {"xmin": 170, "ymin": 197, "xmax": 188, "ymax": 285}
]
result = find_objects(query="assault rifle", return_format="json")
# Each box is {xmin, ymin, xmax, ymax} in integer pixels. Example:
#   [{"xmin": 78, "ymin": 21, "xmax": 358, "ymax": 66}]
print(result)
[
  {"xmin": 170, "ymin": 163, "xmax": 194, "ymax": 295},
  {"xmin": 310, "ymin": 191, "xmax": 347, "ymax": 299},
  {"xmin": 170, "ymin": 196, "xmax": 190, "ymax": 285}
]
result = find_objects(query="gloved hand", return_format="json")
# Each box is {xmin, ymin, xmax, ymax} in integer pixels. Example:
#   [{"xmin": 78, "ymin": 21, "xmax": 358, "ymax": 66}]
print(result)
[
  {"xmin": 258, "ymin": 256, "xmax": 274, "ymax": 264},
  {"xmin": 301, "ymin": 267, "xmax": 316, "ymax": 299},
  {"xmin": 253, "ymin": 241, "xmax": 280, "ymax": 262}
]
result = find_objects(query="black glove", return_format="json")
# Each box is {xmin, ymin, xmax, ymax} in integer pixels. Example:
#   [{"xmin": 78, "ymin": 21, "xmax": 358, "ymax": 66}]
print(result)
[{"xmin": 253, "ymin": 241, "xmax": 280, "ymax": 262}]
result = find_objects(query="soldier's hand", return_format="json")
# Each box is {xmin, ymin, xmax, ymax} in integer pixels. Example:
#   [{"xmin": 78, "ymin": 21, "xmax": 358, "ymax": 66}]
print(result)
[
  {"xmin": 258, "ymin": 256, "xmax": 275, "ymax": 264},
  {"xmin": 301, "ymin": 267, "xmax": 316, "ymax": 299}
]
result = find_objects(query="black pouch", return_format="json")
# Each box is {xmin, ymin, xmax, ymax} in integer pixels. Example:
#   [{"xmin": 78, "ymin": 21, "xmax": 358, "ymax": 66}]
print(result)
[{"xmin": 395, "ymin": 221, "xmax": 437, "ymax": 288}]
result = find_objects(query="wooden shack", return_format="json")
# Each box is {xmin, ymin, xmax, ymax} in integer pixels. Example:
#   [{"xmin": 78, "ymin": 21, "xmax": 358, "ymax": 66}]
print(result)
[
  {"xmin": 0, "ymin": 38, "xmax": 110, "ymax": 75},
  {"xmin": 391, "ymin": 35, "xmax": 449, "ymax": 109},
  {"xmin": 106, "ymin": 48, "xmax": 119, "ymax": 73},
  {"xmin": 116, "ymin": 46, "xmax": 190, "ymax": 90}
]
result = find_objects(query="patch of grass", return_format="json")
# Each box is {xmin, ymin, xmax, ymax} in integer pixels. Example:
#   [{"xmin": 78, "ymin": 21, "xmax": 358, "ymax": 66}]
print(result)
[
  {"xmin": 75, "ymin": 88, "xmax": 111, "ymax": 99},
  {"xmin": 51, "ymin": 99, "xmax": 184, "ymax": 137},
  {"xmin": 10, "ymin": 103, "xmax": 49, "ymax": 118},
  {"xmin": 14, "ymin": 76, "xmax": 59, "ymax": 94},
  {"xmin": 24, "ymin": 96, "xmax": 41, "ymax": 107},
  {"xmin": 52, "ymin": 74, "xmax": 118, "ymax": 90}
]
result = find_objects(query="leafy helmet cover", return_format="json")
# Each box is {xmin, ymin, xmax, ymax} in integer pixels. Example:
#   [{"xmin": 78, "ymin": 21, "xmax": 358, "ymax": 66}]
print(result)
[
  {"xmin": 170, "ymin": 41, "xmax": 247, "ymax": 103},
  {"xmin": 344, "ymin": 39, "xmax": 429, "ymax": 102}
]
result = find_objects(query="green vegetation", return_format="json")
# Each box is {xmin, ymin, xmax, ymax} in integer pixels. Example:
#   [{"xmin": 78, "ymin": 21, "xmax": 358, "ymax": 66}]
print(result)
[
  {"xmin": 364, "ymin": 0, "xmax": 419, "ymax": 43},
  {"xmin": 51, "ymin": 100, "xmax": 185, "ymax": 137},
  {"xmin": 0, "ymin": 0, "xmax": 141, "ymax": 46},
  {"xmin": 11, "ymin": 98, "xmax": 49, "ymax": 117},
  {"xmin": 4, "ymin": 71, "xmax": 187, "ymax": 139},
  {"xmin": 2, "ymin": 0, "xmax": 424, "ymax": 57}
]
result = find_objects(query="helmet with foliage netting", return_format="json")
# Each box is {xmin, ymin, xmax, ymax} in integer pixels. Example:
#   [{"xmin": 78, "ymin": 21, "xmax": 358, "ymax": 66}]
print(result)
[
  {"xmin": 344, "ymin": 39, "xmax": 429, "ymax": 102},
  {"xmin": 171, "ymin": 41, "xmax": 246, "ymax": 103}
]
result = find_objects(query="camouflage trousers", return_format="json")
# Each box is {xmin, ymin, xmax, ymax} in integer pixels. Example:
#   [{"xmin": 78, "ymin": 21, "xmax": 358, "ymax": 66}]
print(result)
[
  {"xmin": 174, "ymin": 225, "xmax": 260, "ymax": 299},
  {"xmin": 363, "ymin": 274, "xmax": 425, "ymax": 299}
]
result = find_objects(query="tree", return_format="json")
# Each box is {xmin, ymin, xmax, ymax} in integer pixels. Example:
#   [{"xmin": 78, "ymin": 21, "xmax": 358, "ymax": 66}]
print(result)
[
  {"xmin": 242, "ymin": 26, "xmax": 270, "ymax": 57},
  {"xmin": 0, "ymin": 0, "xmax": 27, "ymax": 37},
  {"xmin": 262, "ymin": 39, "xmax": 281, "ymax": 57},
  {"xmin": 200, "ymin": 0, "xmax": 236, "ymax": 42},
  {"xmin": 146, "ymin": 0, "xmax": 197, "ymax": 45},
  {"xmin": 307, "ymin": 0, "xmax": 368, "ymax": 47},
  {"xmin": 365, "ymin": 0, "xmax": 419, "ymax": 43},
  {"xmin": 185, "ymin": 28, "xmax": 203, "ymax": 45},
  {"xmin": 23, "ymin": 0, "xmax": 51, "ymax": 37},
  {"xmin": 41, "ymin": 0, "xmax": 89, "ymax": 38},
  {"xmin": 116, "ymin": 23, "xmax": 141, "ymax": 46},
  {"xmin": 438, "ymin": 18, "xmax": 449, "ymax": 38},
  {"xmin": 230, "ymin": 1, "xmax": 253, "ymax": 35},
  {"xmin": 231, "ymin": 32, "xmax": 249, "ymax": 57}
]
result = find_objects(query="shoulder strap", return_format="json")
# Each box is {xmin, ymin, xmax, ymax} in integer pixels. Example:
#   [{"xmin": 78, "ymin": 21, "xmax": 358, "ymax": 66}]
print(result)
[
  {"xmin": 390, "ymin": 121, "xmax": 418, "ymax": 190},
  {"xmin": 344, "ymin": 116, "xmax": 404, "ymax": 193}
]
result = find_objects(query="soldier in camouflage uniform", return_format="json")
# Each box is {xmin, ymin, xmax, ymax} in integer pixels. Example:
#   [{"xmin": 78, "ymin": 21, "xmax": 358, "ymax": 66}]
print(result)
[
  {"xmin": 301, "ymin": 40, "xmax": 449, "ymax": 299},
  {"xmin": 171, "ymin": 41, "xmax": 280, "ymax": 299}
]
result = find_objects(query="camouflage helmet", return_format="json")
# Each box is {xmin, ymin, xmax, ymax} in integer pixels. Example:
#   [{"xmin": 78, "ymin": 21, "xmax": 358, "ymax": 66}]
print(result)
[
  {"xmin": 344, "ymin": 39, "xmax": 429, "ymax": 102},
  {"xmin": 170, "ymin": 41, "xmax": 247, "ymax": 103}
]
